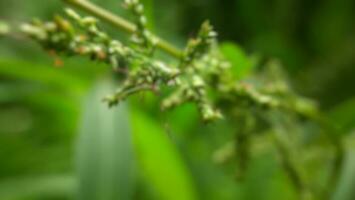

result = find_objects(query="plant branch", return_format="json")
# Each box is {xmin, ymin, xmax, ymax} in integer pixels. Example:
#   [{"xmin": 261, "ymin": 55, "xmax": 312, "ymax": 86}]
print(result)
[
  {"xmin": 313, "ymin": 115, "xmax": 345, "ymax": 200},
  {"xmin": 272, "ymin": 131, "xmax": 313, "ymax": 200},
  {"xmin": 323, "ymin": 143, "xmax": 344, "ymax": 199},
  {"xmin": 21, "ymin": 3, "xmax": 345, "ymax": 199},
  {"xmin": 61, "ymin": 0, "xmax": 182, "ymax": 58}
]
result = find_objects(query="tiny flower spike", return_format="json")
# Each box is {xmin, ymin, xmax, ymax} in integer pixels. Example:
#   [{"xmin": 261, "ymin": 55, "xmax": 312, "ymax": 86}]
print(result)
[
  {"xmin": 21, "ymin": 1, "xmax": 345, "ymax": 198},
  {"xmin": 19, "ymin": 3, "xmax": 314, "ymax": 122},
  {"xmin": 21, "ymin": 6, "xmax": 223, "ymax": 122},
  {"xmin": 180, "ymin": 21, "xmax": 217, "ymax": 68},
  {"xmin": 123, "ymin": 0, "xmax": 158, "ymax": 55},
  {"xmin": 161, "ymin": 21, "xmax": 223, "ymax": 122}
]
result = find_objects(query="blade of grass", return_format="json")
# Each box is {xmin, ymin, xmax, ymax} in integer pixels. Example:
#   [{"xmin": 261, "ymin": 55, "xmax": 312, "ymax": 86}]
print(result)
[
  {"xmin": 77, "ymin": 79, "xmax": 135, "ymax": 200},
  {"xmin": 130, "ymin": 109, "xmax": 198, "ymax": 200}
]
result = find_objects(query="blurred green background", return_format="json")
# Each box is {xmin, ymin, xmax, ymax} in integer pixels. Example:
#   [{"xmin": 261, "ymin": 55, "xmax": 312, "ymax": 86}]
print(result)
[{"xmin": 0, "ymin": 0, "xmax": 354, "ymax": 199}]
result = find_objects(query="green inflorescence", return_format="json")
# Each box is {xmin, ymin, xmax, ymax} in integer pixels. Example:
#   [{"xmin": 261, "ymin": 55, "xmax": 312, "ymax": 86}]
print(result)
[
  {"xmin": 21, "ymin": 1, "xmax": 344, "ymax": 199},
  {"xmin": 21, "ymin": 4, "xmax": 228, "ymax": 122},
  {"xmin": 20, "ymin": 0, "xmax": 320, "ymax": 128}
]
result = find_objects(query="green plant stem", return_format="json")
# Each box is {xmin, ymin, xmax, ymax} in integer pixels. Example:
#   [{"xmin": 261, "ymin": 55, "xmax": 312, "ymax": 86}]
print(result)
[
  {"xmin": 313, "ymin": 115, "xmax": 345, "ymax": 200},
  {"xmin": 62, "ymin": 0, "xmax": 182, "ymax": 58},
  {"xmin": 272, "ymin": 131, "xmax": 313, "ymax": 200},
  {"xmin": 323, "ymin": 144, "xmax": 344, "ymax": 199}
]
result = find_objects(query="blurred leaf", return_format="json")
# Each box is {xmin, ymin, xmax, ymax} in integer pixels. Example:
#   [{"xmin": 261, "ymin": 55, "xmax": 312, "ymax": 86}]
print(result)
[
  {"xmin": 328, "ymin": 97, "xmax": 355, "ymax": 133},
  {"xmin": 131, "ymin": 109, "xmax": 198, "ymax": 200},
  {"xmin": 77, "ymin": 79, "xmax": 135, "ymax": 200},
  {"xmin": 220, "ymin": 42, "xmax": 253, "ymax": 79},
  {"xmin": 332, "ymin": 147, "xmax": 355, "ymax": 200},
  {"xmin": 0, "ymin": 81, "xmax": 80, "ymax": 140},
  {"xmin": 165, "ymin": 103, "xmax": 199, "ymax": 137},
  {"xmin": 0, "ymin": 59, "xmax": 87, "ymax": 93},
  {"xmin": 0, "ymin": 175, "xmax": 76, "ymax": 200}
]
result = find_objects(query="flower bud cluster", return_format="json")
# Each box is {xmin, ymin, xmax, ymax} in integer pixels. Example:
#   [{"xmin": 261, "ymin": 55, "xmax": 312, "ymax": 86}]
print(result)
[
  {"xmin": 161, "ymin": 21, "xmax": 224, "ymax": 121},
  {"xmin": 124, "ymin": 0, "xmax": 157, "ymax": 55},
  {"xmin": 21, "ymin": 1, "xmax": 316, "ymax": 123},
  {"xmin": 220, "ymin": 61, "xmax": 317, "ymax": 119},
  {"xmin": 180, "ymin": 21, "xmax": 217, "ymax": 68},
  {"xmin": 16, "ymin": 1, "xmax": 340, "ymax": 192},
  {"xmin": 22, "ymin": 10, "xmax": 126, "ymax": 67},
  {"xmin": 22, "ymin": 9, "xmax": 178, "ymax": 107}
]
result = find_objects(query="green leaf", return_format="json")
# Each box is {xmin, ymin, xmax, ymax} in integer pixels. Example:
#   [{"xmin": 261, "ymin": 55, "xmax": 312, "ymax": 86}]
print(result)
[
  {"xmin": 332, "ymin": 148, "xmax": 355, "ymax": 200},
  {"xmin": 77, "ymin": 79, "xmax": 136, "ymax": 200},
  {"xmin": 130, "ymin": 109, "xmax": 198, "ymax": 200},
  {"xmin": 0, "ymin": 175, "xmax": 76, "ymax": 200},
  {"xmin": 328, "ymin": 97, "xmax": 355, "ymax": 133},
  {"xmin": 220, "ymin": 42, "xmax": 253, "ymax": 79},
  {"xmin": 0, "ymin": 59, "xmax": 87, "ymax": 93}
]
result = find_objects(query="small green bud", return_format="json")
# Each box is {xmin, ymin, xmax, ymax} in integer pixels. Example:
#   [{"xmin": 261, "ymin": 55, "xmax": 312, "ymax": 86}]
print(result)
[
  {"xmin": 0, "ymin": 21, "xmax": 10, "ymax": 36},
  {"xmin": 21, "ymin": 23, "xmax": 47, "ymax": 40},
  {"xmin": 200, "ymin": 104, "xmax": 223, "ymax": 122},
  {"xmin": 192, "ymin": 75, "xmax": 204, "ymax": 88},
  {"xmin": 82, "ymin": 17, "xmax": 98, "ymax": 26},
  {"xmin": 103, "ymin": 95, "xmax": 119, "ymax": 107},
  {"xmin": 65, "ymin": 8, "xmax": 81, "ymax": 21},
  {"xmin": 135, "ymin": 5, "xmax": 144, "ymax": 13}
]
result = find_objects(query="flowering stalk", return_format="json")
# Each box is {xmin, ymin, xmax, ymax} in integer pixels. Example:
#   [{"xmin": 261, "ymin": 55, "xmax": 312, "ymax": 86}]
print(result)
[
  {"xmin": 61, "ymin": 0, "xmax": 181, "ymax": 58},
  {"xmin": 20, "ymin": 0, "xmax": 344, "ymax": 199}
]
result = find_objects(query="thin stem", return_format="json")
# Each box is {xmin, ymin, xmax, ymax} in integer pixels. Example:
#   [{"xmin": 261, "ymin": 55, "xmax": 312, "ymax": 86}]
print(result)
[
  {"xmin": 62, "ymin": 0, "xmax": 182, "ymax": 58},
  {"xmin": 322, "ymin": 143, "xmax": 344, "ymax": 200},
  {"xmin": 272, "ymin": 131, "xmax": 313, "ymax": 200},
  {"xmin": 313, "ymin": 115, "xmax": 345, "ymax": 200}
]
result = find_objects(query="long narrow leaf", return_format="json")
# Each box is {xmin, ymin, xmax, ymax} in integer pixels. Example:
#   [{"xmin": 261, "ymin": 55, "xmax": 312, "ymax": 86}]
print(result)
[
  {"xmin": 77, "ymin": 79, "xmax": 135, "ymax": 200},
  {"xmin": 0, "ymin": 175, "xmax": 76, "ymax": 200},
  {"xmin": 131, "ymin": 109, "xmax": 198, "ymax": 200}
]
